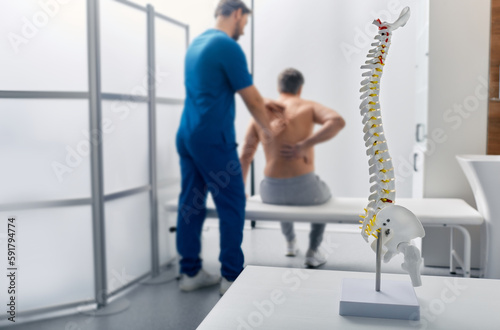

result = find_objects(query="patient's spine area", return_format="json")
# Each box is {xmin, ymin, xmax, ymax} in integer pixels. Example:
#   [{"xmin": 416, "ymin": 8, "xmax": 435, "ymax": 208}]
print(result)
[{"xmin": 359, "ymin": 18, "xmax": 396, "ymax": 241}]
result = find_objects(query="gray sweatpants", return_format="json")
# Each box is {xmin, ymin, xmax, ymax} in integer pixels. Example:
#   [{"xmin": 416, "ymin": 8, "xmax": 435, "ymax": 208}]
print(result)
[{"xmin": 260, "ymin": 172, "xmax": 332, "ymax": 251}]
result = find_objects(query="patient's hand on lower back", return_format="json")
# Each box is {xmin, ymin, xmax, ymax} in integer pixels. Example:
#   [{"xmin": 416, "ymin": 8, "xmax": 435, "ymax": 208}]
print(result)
[{"xmin": 280, "ymin": 141, "xmax": 309, "ymax": 164}]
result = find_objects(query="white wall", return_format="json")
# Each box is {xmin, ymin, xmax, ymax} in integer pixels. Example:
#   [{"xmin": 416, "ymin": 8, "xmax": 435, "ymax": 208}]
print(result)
[{"xmin": 250, "ymin": 0, "xmax": 418, "ymax": 199}]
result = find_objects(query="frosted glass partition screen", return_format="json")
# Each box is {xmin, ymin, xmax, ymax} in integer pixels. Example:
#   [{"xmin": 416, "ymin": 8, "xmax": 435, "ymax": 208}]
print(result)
[
  {"xmin": 0, "ymin": 0, "xmax": 189, "ymax": 321},
  {"xmin": 0, "ymin": 100, "xmax": 91, "ymax": 204},
  {"xmin": 158, "ymin": 186, "xmax": 179, "ymax": 264},
  {"xmin": 100, "ymin": 0, "xmax": 148, "ymax": 96},
  {"xmin": 0, "ymin": 207, "xmax": 94, "ymax": 312},
  {"xmin": 102, "ymin": 101, "xmax": 149, "ymax": 194},
  {"xmin": 153, "ymin": 12, "xmax": 188, "ymax": 268},
  {"xmin": 0, "ymin": 0, "xmax": 88, "ymax": 91},
  {"xmin": 156, "ymin": 104, "xmax": 183, "ymax": 184},
  {"xmin": 156, "ymin": 104, "xmax": 183, "ymax": 265},
  {"xmin": 155, "ymin": 18, "xmax": 186, "ymax": 99},
  {"xmin": 105, "ymin": 192, "xmax": 152, "ymax": 293}
]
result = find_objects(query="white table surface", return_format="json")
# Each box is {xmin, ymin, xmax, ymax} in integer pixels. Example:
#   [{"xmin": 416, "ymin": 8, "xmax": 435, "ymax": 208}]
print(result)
[{"xmin": 197, "ymin": 266, "xmax": 500, "ymax": 330}]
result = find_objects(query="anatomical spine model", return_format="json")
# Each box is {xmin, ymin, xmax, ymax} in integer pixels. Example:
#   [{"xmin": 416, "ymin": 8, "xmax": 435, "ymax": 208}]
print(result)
[{"xmin": 359, "ymin": 7, "xmax": 425, "ymax": 287}]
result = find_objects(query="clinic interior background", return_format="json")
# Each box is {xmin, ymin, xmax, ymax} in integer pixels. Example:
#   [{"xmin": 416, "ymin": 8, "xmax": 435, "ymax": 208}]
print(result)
[
  {"xmin": 0, "ymin": 0, "xmax": 490, "ymax": 320},
  {"xmin": 151, "ymin": 0, "xmax": 490, "ymax": 205}
]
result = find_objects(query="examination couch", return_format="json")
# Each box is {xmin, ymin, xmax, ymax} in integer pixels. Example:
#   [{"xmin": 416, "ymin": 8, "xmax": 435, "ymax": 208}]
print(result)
[{"xmin": 165, "ymin": 195, "xmax": 483, "ymax": 277}]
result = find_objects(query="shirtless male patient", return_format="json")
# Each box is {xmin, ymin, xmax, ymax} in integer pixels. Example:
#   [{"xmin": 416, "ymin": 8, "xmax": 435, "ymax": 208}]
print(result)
[{"xmin": 239, "ymin": 68, "xmax": 345, "ymax": 267}]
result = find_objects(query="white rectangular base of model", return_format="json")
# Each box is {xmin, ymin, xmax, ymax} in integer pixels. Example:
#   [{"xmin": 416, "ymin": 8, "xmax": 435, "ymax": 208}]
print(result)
[{"xmin": 339, "ymin": 278, "xmax": 420, "ymax": 320}]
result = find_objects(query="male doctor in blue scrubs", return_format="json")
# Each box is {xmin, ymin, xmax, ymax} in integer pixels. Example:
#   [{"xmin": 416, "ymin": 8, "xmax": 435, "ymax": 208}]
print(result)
[{"xmin": 176, "ymin": 0, "xmax": 284, "ymax": 295}]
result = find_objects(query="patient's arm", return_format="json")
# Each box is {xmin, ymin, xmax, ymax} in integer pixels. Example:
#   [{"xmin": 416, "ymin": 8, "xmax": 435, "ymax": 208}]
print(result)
[
  {"xmin": 306, "ymin": 102, "xmax": 345, "ymax": 148},
  {"xmin": 239, "ymin": 122, "xmax": 260, "ymax": 186},
  {"xmin": 280, "ymin": 103, "xmax": 345, "ymax": 160}
]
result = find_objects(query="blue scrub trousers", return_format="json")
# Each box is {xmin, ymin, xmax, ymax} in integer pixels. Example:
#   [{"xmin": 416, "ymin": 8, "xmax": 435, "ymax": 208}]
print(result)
[{"xmin": 176, "ymin": 134, "xmax": 245, "ymax": 281}]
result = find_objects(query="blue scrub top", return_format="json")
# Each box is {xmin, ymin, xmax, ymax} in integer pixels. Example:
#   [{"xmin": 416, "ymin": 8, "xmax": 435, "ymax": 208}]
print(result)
[{"xmin": 178, "ymin": 29, "xmax": 253, "ymax": 145}]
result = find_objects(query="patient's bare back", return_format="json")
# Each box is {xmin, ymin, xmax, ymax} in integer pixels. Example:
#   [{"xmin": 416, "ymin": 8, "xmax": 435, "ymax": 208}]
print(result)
[{"xmin": 256, "ymin": 98, "xmax": 316, "ymax": 178}]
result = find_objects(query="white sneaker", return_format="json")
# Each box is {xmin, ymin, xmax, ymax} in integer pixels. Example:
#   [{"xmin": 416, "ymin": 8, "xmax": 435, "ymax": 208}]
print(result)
[
  {"xmin": 286, "ymin": 238, "xmax": 299, "ymax": 257},
  {"xmin": 305, "ymin": 249, "xmax": 327, "ymax": 268},
  {"xmin": 179, "ymin": 269, "xmax": 220, "ymax": 292},
  {"xmin": 220, "ymin": 277, "xmax": 234, "ymax": 295}
]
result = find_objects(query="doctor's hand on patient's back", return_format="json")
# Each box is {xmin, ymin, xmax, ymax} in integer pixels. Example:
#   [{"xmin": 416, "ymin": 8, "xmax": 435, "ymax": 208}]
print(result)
[
  {"xmin": 264, "ymin": 98, "xmax": 285, "ymax": 114},
  {"xmin": 264, "ymin": 98, "xmax": 288, "ymax": 142},
  {"xmin": 238, "ymin": 85, "xmax": 285, "ymax": 144}
]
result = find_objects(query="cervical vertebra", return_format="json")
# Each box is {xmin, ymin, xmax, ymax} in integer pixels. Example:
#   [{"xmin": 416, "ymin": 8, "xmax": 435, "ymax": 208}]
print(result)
[{"xmin": 359, "ymin": 7, "xmax": 425, "ymax": 287}]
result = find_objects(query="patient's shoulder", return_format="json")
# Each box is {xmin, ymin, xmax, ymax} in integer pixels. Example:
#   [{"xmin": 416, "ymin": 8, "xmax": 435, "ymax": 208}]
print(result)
[
  {"xmin": 293, "ymin": 99, "xmax": 316, "ymax": 114},
  {"xmin": 298, "ymin": 98, "xmax": 318, "ymax": 106}
]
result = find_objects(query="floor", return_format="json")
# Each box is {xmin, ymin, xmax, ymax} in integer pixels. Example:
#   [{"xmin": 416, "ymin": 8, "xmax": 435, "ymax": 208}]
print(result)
[{"xmin": 5, "ymin": 221, "xmax": 465, "ymax": 330}]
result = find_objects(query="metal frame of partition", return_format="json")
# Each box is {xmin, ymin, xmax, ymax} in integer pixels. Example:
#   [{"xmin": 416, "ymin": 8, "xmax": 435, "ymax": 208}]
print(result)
[
  {"xmin": 250, "ymin": 0, "xmax": 257, "ymax": 228},
  {"xmin": 0, "ymin": 91, "xmax": 182, "ymax": 104},
  {"xmin": 147, "ymin": 3, "xmax": 160, "ymax": 279},
  {"xmin": 0, "ymin": 0, "xmax": 189, "ymax": 321},
  {"xmin": 87, "ymin": 0, "xmax": 108, "ymax": 309}
]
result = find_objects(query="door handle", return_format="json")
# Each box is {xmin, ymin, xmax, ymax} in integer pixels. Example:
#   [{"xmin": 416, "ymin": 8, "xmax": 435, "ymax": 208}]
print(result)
[{"xmin": 416, "ymin": 123, "xmax": 425, "ymax": 143}]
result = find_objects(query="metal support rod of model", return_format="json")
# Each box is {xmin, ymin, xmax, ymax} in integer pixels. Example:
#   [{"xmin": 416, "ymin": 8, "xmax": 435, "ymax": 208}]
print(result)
[{"xmin": 358, "ymin": 7, "xmax": 425, "ymax": 287}]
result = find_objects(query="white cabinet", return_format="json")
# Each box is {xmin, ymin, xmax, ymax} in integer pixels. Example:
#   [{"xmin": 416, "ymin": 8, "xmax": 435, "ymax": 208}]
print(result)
[{"xmin": 413, "ymin": 0, "xmax": 490, "ymax": 270}]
